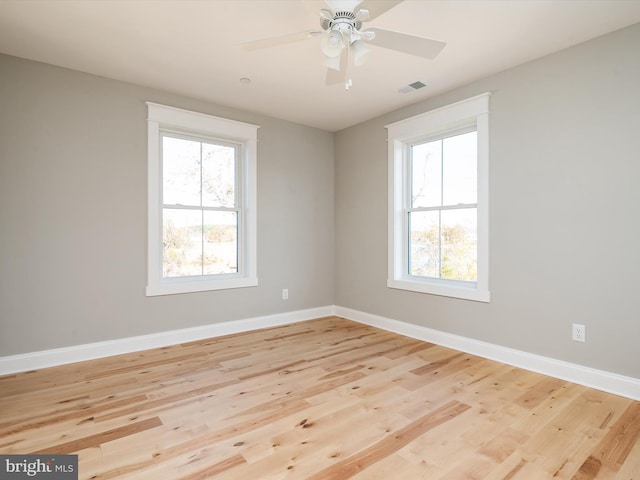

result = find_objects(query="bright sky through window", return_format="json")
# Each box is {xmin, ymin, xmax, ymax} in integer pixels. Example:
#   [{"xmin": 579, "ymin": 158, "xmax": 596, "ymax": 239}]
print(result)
[
  {"xmin": 161, "ymin": 134, "xmax": 238, "ymax": 278},
  {"xmin": 409, "ymin": 131, "xmax": 478, "ymax": 282}
]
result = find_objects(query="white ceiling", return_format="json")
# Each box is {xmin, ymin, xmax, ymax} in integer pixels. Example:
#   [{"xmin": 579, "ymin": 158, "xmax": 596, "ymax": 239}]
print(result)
[{"xmin": 1, "ymin": 0, "xmax": 640, "ymax": 131}]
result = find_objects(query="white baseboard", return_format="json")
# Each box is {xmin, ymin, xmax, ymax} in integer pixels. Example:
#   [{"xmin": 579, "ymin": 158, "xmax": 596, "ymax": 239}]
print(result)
[
  {"xmin": 0, "ymin": 306, "xmax": 335, "ymax": 376},
  {"xmin": 335, "ymin": 306, "xmax": 640, "ymax": 401},
  {"xmin": 3, "ymin": 304, "xmax": 638, "ymax": 401}
]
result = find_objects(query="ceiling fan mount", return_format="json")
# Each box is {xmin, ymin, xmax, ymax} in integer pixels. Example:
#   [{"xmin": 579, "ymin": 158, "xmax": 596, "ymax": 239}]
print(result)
[
  {"xmin": 243, "ymin": 0, "xmax": 446, "ymax": 90},
  {"xmin": 320, "ymin": 10, "xmax": 363, "ymax": 32}
]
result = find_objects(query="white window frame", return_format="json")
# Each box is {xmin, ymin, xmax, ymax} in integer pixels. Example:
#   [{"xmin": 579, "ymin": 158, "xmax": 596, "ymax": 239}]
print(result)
[
  {"xmin": 386, "ymin": 93, "xmax": 490, "ymax": 302},
  {"xmin": 146, "ymin": 102, "xmax": 258, "ymax": 296}
]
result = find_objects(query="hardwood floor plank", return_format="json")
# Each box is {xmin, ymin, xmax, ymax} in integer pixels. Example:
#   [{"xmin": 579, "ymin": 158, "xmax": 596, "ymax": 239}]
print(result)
[
  {"xmin": 410, "ymin": 351, "xmax": 466, "ymax": 376},
  {"xmin": 0, "ymin": 393, "xmax": 149, "ymax": 436},
  {"xmin": 30, "ymin": 417, "xmax": 162, "ymax": 455},
  {"xmin": 501, "ymin": 457, "xmax": 528, "ymax": 480},
  {"xmin": 176, "ymin": 454, "xmax": 246, "ymax": 480},
  {"xmin": 572, "ymin": 455, "xmax": 603, "ymax": 480},
  {"xmin": 515, "ymin": 376, "xmax": 568, "ymax": 409},
  {"xmin": 477, "ymin": 427, "xmax": 530, "ymax": 464}
]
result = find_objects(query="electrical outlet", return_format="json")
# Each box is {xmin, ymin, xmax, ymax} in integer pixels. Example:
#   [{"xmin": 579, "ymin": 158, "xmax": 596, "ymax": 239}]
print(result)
[
  {"xmin": 282, "ymin": 288, "xmax": 288, "ymax": 300},
  {"xmin": 572, "ymin": 323, "xmax": 586, "ymax": 342}
]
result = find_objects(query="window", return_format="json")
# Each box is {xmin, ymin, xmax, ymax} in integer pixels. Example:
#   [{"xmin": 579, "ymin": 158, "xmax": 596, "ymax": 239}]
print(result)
[
  {"xmin": 146, "ymin": 103, "xmax": 258, "ymax": 296},
  {"xmin": 386, "ymin": 93, "xmax": 490, "ymax": 302}
]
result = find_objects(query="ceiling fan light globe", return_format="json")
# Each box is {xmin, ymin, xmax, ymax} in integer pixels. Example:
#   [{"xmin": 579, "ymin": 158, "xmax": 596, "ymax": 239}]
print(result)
[
  {"xmin": 321, "ymin": 30, "xmax": 344, "ymax": 57},
  {"xmin": 360, "ymin": 29, "xmax": 376, "ymax": 41},
  {"xmin": 324, "ymin": 55, "xmax": 342, "ymax": 71},
  {"xmin": 350, "ymin": 39, "xmax": 370, "ymax": 66}
]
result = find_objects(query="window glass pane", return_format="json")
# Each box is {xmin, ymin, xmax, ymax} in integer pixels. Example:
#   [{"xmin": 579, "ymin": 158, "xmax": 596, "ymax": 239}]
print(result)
[
  {"xmin": 409, "ymin": 210, "xmax": 440, "ymax": 278},
  {"xmin": 442, "ymin": 131, "xmax": 477, "ymax": 206},
  {"xmin": 203, "ymin": 211, "xmax": 237, "ymax": 275},
  {"xmin": 162, "ymin": 136, "xmax": 201, "ymax": 206},
  {"xmin": 411, "ymin": 140, "xmax": 442, "ymax": 208},
  {"xmin": 441, "ymin": 208, "xmax": 477, "ymax": 281},
  {"xmin": 202, "ymin": 142, "xmax": 236, "ymax": 208},
  {"xmin": 162, "ymin": 208, "xmax": 202, "ymax": 277}
]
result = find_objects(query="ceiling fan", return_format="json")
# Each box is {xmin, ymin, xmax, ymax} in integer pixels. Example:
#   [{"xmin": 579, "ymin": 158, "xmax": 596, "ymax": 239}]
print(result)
[{"xmin": 242, "ymin": 0, "xmax": 446, "ymax": 90}]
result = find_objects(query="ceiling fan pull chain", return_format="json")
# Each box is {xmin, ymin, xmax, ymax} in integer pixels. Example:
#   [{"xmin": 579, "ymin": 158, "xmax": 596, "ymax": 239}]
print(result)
[{"xmin": 345, "ymin": 38, "xmax": 353, "ymax": 90}]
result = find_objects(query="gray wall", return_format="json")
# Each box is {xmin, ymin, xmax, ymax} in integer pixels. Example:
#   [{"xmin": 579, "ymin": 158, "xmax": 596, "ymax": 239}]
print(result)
[
  {"xmin": 0, "ymin": 54, "xmax": 334, "ymax": 355},
  {"xmin": 335, "ymin": 23, "xmax": 640, "ymax": 378}
]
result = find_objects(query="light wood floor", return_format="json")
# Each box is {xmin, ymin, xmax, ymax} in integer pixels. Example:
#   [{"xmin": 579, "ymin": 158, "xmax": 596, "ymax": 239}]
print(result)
[{"xmin": 1, "ymin": 316, "xmax": 639, "ymax": 479}]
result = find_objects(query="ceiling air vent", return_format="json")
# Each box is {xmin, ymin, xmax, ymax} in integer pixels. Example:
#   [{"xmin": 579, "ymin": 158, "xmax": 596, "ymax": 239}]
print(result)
[{"xmin": 398, "ymin": 81, "xmax": 427, "ymax": 93}]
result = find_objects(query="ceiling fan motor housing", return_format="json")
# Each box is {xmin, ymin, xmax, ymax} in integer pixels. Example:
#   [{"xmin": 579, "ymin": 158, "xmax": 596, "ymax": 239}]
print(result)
[{"xmin": 321, "ymin": 10, "xmax": 363, "ymax": 34}]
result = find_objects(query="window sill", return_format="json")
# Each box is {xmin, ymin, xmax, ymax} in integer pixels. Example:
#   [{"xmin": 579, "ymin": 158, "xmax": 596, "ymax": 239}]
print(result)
[
  {"xmin": 146, "ymin": 276, "xmax": 258, "ymax": 297},
  {"xmin": 387, "ymin": 278, "xmax": 490, "ymax": 303}
]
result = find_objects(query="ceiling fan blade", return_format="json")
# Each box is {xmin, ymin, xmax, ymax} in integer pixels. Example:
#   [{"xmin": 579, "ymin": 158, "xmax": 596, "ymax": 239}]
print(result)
[
  {"xmin": 325, "ymin": 53, "xmax": 347, "ymax": 85},
  {"xmin": 365, "ymin": 27, "xmax": 446, "ymax": 59},
  {"xmin": 320, "ymin": 9, "xmax": 333, "ymax": 21},
  {"xmin": 324, "ymin": 0, "xmax": 362, "ymax": 11},
  {"xmin": 241, "ymin": 30, "xmax": 316, "ymax": 51},
  {"xmin": 357, "ymin": 0, "xmax": 404, "ymax": 20},
  {"xmin": 326, "ymin": 67, "xmax": 346, "ymax": 86}
]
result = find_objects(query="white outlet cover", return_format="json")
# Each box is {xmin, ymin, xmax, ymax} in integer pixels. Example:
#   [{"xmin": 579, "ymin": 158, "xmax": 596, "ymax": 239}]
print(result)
[{"xmin": 572, "ymin": 323, "xmax": 586, "ymax": 342}]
